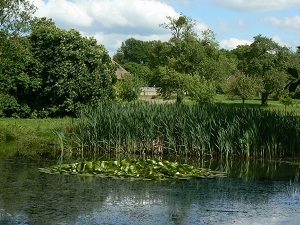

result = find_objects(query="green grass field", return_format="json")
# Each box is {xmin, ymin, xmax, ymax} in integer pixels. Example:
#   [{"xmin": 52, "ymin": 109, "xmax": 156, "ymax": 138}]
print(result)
[
  {"xmin": 215, "ymin": 95, "xmax": 300, "ymax": 115},
  {"xmin": 0, "ymin": 118, "xmax": 72, "ymax": 158},
  {"xmin": 141, "ymin": 94, "xmax": 300, "ymax": 115}
]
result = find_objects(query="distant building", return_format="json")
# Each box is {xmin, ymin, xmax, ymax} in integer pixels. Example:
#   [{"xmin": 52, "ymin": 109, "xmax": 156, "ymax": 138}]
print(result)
[{"xmin": 141, "ymin": 87, "xmax": 158, "ymax": 95}]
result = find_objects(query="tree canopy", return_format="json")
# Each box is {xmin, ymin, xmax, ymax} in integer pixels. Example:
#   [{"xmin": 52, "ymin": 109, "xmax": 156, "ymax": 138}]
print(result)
[
  {"xmin": 0, "ymin": 0, "xmax": 36, "ymax": 37},
  {"xmin": 0, "ymin": 18, "xmax": 116, "ymax": 117},
  {"xmin": 232, "ymin": 35, "xmax": 293, "ymax": 105}
]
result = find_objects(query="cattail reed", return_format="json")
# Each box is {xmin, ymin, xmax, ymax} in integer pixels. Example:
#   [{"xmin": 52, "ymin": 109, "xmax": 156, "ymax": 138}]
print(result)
[{"xmin": 64, "ymin": 102, "xmax": 300, "ymax": 159}]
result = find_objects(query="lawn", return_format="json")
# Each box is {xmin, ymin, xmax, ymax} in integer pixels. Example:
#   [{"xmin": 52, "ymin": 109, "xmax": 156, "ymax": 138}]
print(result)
[
  {"xmin": 140, "ymin": 94, "xmax": 300, "ymax": 115},
  {"xmin": 215, "ymin": 95, "xmax": 300, "ymax": 115},
  {"xmin": 0, "ymin": 117, "xmax": 72, "ymax": 158}
]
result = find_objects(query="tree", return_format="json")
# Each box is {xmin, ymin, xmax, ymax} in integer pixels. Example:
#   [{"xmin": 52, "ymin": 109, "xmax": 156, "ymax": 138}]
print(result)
[
  {"xmin": 0, "ymin": 0, "xmax": 36, "ymax": 37},
  {"xmin": 113, "ymin": 38, "xmax": 155, "ymax": 86},
  {"xmin": 285, "ymin": 47, "xmax": 300, "ymax": 95},
  {"xmin": 157, "ymin": 66, "xmax": 186, "ymax": 103},
  {"xmin": 113, "ymin": 38, "xmax": 152, "ymax": 65},
  {"xmin": 0, "ymin": 0, "xmax": 36, "ymax": 62},
  {"xmin": 121, "ymin": 62, "xmax": 151, "ymax": 86},
  {"xmin": 158, "ymin": 14, "xmax": 200, "ymax": 103},
  {"xmin": 0, "ymin": 35, "xmax": 35, "ymax": 117},
  {"xmin": 233, "ymin": 35, "xmax": 291, "ymax": 105},
  {"xmin": 0, "ymin": 0, "xmax": 37, "ymax": 117},
  {"xmin": 157, "ymin": 15, "xmax": 234, "ymax": 102},
  {"xmin": 0, "ymin": 18, "xmax": 116, "ymax": 117},
  {"xmin": 160, "ymin": 14, "xmax": 196, "ymax": 43},
  {"xmin": 186, "ymin": 75, "xmax": 216, "ymax": 104},
  {"xmin": 29, "ymin": 18, "xmax": 116, "ymax": 116},
  {"xmin": 226, "ymin": 71, "xmax": 263, "ymax": 105},
  {"xmin": 115, "ymin": 73, "xmax": 142, "ymax": 102}
]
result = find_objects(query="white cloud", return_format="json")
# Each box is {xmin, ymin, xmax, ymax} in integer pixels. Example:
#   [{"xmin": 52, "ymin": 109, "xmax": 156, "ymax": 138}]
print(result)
[
  {"xmin": 220, "ymin": 38, "xmax": 252, "ymax": 50},
  {"xmin": 194, "ymin": 22, "xmax": 209, "ymax": 34},
  {"xmin": 33, "ymin": 0, "xmax": 179, "ymax": 33},
  {"xmin": 272, "ymin": 35, "xmax": 300, "ymax": 51},
  {"xmin": 31, "ymin": 0, "xmax": 211, "ymax": 56},
  {"xmin": 265, "ymin": 16, "xmax": 300, "ymax": 32},
  {"xmin": 210, "ymin": 0, "xmax": 300, "ymax": 12},
  {"xmin": 34, "ymin": 0, "xmax": 94, "ymax": 27},
  {"xmin": 272, "ymin": 35, "xmax": 291, "ymax": 47}
]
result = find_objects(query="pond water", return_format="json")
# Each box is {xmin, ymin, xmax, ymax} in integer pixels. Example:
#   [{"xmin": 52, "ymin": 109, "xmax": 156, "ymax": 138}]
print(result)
[{"xmin": 0, "ymin": 158, "xmax": 300, "ymax": 225}]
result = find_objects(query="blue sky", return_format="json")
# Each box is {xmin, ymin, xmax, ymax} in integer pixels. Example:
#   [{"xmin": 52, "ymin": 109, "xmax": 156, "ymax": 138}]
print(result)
[{"xmin": 32, "ymin": 0, "xmax": 300, "ymax": 56}]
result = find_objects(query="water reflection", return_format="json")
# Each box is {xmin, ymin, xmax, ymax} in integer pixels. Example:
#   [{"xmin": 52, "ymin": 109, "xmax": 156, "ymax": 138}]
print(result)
[{"xmin": 0, "ymin": 158, "xmax": 300, "ymax": 225}]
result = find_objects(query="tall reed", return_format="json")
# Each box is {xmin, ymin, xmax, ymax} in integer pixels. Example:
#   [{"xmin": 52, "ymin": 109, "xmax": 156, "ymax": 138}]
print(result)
[{"xmin": 64, "ymin": 102, "xmax": 300, "ymax": 159}]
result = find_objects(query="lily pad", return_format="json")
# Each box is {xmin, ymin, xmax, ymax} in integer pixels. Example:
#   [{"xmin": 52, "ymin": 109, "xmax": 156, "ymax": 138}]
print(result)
[{"xmin": 39, "ymin": 159, "xmax": 226, "ymax": 180}]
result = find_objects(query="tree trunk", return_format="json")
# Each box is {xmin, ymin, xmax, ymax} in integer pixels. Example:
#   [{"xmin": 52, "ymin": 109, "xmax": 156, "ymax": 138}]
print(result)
[
  {"xmin": 261, "ymin": 92, "xmax": 269, "ymax": 106},
  {"xmin": 176, "ymin": 90, "xmax": 184, "ymax": 104}
]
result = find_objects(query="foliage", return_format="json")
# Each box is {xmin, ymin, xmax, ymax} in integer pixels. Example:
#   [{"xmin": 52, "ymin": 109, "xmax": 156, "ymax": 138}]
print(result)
[
  {"xmin": 226, "ymin": 71, "xmax": 263, "ymax": 104},
  {"xmin": 0, "ymin": 0, "xmax": 36, "ymax": 37},
  {"xmin": 156, "ymin": 15, "xmax": 235, "ymax": 102},
  {"xmin": 0, "ymin": 36, "xmax": 38, "ymax": 117},
  {"xmin": 113, "ymin": 37, "xmax": 152, "ymax": 65},
  {"xmin": 186, "ymin": 75, "xmax": 216, "ymax": 104},
  {"xmin": 279, "ymin": 90, "xmax": 294, "ymax": 114},
  {"xmin": 113, "ymin": 38, "xmax": 155, "ymax": 85},
  {"xmin": 122, "ymin": 61, "xmax": 152, "ymax": 85},
  {"xmin": 286, "ymin": 68, "xmax": 300, "ymax": 93},
  {"xmin": 233, "ymin": 35, "xmax": 292, "ymax": 105},
  {"xmin": 63, "ymin": 102, "xmax": 300, "ymax": 159},
  {"xmin": 160, "ymin": 14, "xmax": 196, "ymax": 43},
  {"xmin": 157, "ymin": 66, "xmax": 187, "ymax": 103},
  {"xmin": 0, "ymin": 18, "xmax": 116, "ymax": 117},
  {"xmin": 0, "ymin": 93, "xmax": 30, "ymax": 118},
  {"xmin": 39, "ymin": 158, "xmax": 226, "ymax": 180},
  {"xmin": 0, "ymin": 0, "xmax": 36, "ymax": 92},
  {"xmin": 115, "ymin": 73, "xmax": 142, "ymax": 102}
]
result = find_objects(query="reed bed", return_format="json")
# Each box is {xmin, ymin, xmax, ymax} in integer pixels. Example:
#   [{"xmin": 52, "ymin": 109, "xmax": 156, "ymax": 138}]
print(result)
[{"xmin": 64, "ymin": 102, "xmax": 300, "ymax": 159}]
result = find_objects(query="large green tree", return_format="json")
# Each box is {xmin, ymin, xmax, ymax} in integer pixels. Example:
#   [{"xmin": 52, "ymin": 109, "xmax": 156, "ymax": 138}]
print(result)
[
  {"xmin": 113, "ymin": 37, "xmax": 152, "ymax": 65},
  {"xmin": 29, "ymin": 18, "xmax": 116, "ymax": 116},
  {"xmin": 285, "ymin": 47, "xmax": 300, "ymax": 98},
  {"xmin": 0, "ymin": 0, "xmax": 36, "ymax": 37},
  {"xmin": 0, "ymin": 18, "xmax": 116, "ymax": 117},
  {"xmin": 157, "ymin": 15, "xmax": 234, "ymax": 103},
  {"xmin": 226, "ymin": 71, "xmax": 263, "ymax": 105},
  {"xmin": 0, "ymin": 35, "xmax": 34, "ymax": 117},
  {"xmin": 113, "ymin": 38, "xmax": 154, "ymax": 85},
  {"xmin": 233, "ymin": 35, "xmax": 292, "ymax": 105},
  {"xmin": 0, "ymin": 0, "xmax": 37, "ymax": 117}
]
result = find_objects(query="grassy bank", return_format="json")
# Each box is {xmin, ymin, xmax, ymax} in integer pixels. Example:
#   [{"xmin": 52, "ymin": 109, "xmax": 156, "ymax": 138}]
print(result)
[
  {"xmin": 0, "ymin": 118, "xmax": 72, "ymax": 158},
  {"xmin": 65, "ymin": 102, "xmax": 300, "ymax": 159}
]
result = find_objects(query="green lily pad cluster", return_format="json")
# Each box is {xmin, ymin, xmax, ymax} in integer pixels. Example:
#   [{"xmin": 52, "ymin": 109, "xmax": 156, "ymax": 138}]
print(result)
[{"xmin": 39, "ymin": 158, "xmax": 226, "ymax": 180}]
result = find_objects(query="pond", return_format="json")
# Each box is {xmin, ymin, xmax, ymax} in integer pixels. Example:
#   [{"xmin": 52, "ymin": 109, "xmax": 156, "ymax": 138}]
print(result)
[{"xmin": 0, "ymin": 157, "xmax": 300, "ymax": 225}]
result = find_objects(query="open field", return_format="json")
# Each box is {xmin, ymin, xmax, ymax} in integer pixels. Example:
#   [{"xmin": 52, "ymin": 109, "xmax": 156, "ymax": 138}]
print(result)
[{"xmin": 140, "ymin": 94, "xmax": 300, "ymax": 115}]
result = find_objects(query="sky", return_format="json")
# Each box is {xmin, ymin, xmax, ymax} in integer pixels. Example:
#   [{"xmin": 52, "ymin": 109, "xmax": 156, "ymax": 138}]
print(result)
[{"xmin": 30, "ymin": 0, "xmax": 300, "ymax": 56}]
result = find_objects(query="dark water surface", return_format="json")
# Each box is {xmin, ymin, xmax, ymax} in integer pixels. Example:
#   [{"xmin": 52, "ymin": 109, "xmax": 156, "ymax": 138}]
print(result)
[{"xmin": 0, "ymin": 158, "xmax": 300, "ymax": 225}]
